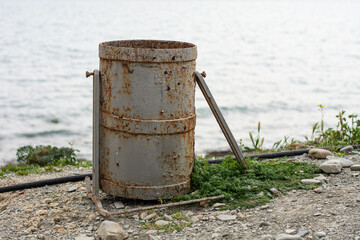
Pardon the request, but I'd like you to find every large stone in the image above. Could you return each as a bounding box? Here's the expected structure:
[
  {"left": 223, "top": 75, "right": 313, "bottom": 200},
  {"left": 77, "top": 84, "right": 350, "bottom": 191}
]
[
  {"left": 275, "top": 233, "right": 302, "bottom": 240},
  {"left": 326, "top": 156, "right": 354, "bottom": 168},
  {"left": 96, "top": 220, "right": 128, "bottom": 240},
  {"left": 309, "top": 149, "right": 333, "bottom": 159},
  {"left": 319, "top": 161, "right": 342, "bottom": 174}
]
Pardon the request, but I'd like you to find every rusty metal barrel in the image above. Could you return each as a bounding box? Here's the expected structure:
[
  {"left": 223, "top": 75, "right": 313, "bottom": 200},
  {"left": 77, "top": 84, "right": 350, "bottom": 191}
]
[{"left": 98, "top": 40, "right": 197, "bottom": 200}]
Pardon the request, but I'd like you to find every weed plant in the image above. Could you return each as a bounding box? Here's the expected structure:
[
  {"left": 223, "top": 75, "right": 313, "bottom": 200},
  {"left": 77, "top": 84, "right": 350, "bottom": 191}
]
[{"left": 173, "top": 157, "right": 320, "bottom": 209}]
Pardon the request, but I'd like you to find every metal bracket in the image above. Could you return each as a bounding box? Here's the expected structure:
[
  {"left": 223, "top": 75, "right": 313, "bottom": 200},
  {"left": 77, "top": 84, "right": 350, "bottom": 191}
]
[{"left": 194, "top": 71, "right": 249, "bottom": 169}]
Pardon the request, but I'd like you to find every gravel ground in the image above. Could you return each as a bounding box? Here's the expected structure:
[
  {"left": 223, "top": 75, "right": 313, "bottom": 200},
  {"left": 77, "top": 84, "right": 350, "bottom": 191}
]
[{"left": 0, "top": 154, "right": 359, "bottom": 240}]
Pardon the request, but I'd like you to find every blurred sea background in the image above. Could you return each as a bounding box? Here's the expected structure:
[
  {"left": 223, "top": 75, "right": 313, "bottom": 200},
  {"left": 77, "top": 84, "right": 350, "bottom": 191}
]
[{"left": 0, "top": 0, "right": 360, "bottom": 165}]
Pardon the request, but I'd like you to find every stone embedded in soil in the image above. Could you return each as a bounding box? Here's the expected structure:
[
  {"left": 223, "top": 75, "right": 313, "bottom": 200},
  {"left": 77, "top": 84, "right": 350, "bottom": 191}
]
[
  {"left": 301, "top": 179, "right": 322, "bottom": 185},
  {"left": 320, "top": 161, "right": 342, "bottom": 174},
  {"left": 237, "top": 212, "right": 246, "bottom": 220},
  {"left": 96, "top": 220, "right": 128, "bottom": 240},
  {"left": 313, "top": 174, "right": 327, "bottom": 181},
  {"left": 163, "top": 214, "right": 172, "bottom": 221},
  {"left": 261, "top": 235, "right": 274, "bottom": 240},
  {"left": 199, "top": 201, "right": 210, "bottom": 207},
  {"left": 67, "top": 187, "right": 77, "bottom": 192},
  {"left": 350, "top": 165, "right": 360, "bottom": 171},
  {"left": 309, "top": 149, "right": 333, "bottom": 159},
  {"left": 216, "top": 214, "right": 236, "bottom": 221}
]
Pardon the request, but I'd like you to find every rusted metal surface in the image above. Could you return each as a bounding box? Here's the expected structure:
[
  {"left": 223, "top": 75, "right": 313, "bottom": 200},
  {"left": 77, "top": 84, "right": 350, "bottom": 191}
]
[
  {"left": 194, "top": 71, "right": 249, "bottom": 169},
  {"left": 98, "top": 40, "right": 197, "bottom": 200}
]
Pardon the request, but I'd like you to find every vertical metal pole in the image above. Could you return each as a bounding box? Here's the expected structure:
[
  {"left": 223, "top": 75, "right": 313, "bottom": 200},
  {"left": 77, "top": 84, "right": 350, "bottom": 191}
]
[
  {"left": 93, "top": 70, "right": 100, "bottom": 197},
  {"left": 194, "top": 71, "right": 249, "bottom": 169}
]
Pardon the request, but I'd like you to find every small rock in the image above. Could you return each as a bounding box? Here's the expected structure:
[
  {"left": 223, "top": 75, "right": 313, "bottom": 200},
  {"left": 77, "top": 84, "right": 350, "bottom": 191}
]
[
  {"left": 143, "top": 213, "right": 157, "bottom": 221},
  {"left": 301, "top": 179, "right": 322, "bottom": 185},
  {"left": 269, "top": 188, "right": 280, "bottom": 195},
  {"left": 216, "top": 214, "right": 236, "bottom": 221},
  {"left": 212, "top": 233, "right": 221, "bottom": 239},
  {"left": 296, "top": 230, "right": 309, "bottom": 237},
  {"left": 75, "top": 234, "right": 94, "bottom": 240},
  {"left": 36, "top": 234, "right": 45, "bottom": 240},
  {"left": 163, "top": 214, "right": 172, "bottom": 221},
  {"left": 339, "top": 145, "right": 354, "bottom": 153},
  {"left": 313, "top": 174, "right": 327, "bottom": 181},
  {"left": 313, "top": 187, "right": 324, "bottom": 193},
  {"left": 35, "top": 210, "right": 47, "bottom": 216},
  {"left": 275, "top": 233, "right": 302, "bottom": 240},
  {"left": 314, "top": 231, "right": 326, "bottom": 237},
  {"left": 314, "top": 212, "right": 322, "bottom": 216},
  {"left": 261, "top": 235, "right": 274, "bottom": 240},
  {"left": 113, "top": 201, "right": 124, "bottom": 209},
  {"left": 257, "top": 191, "right": 265, "bottom": 197},
  {"left": 140, "top": 212, "right": 147, "bottom": 220},
  {"left": 43, "top": 198, "right": 52, "bottom": 204},
  {"left": 87, "top": 213, "right": 97, "bottom": 221},
  {"left": 185, "top": 210, "right": 194, "bottom": 217},
  {"left": 236, "top": 212, "right": 246, "bottom": 220},
  {"left": 285, "top": 229, "right": 297, "bottom": 234},
  {"left": 213, "top": 203, "right": 226, "bottom": 208},
  {"left": 96, "top": 220, "right": 128, "bottom": 240},
  {"left": 309, "top": 149, "right": 333, "bottom": 159},
  {"left": 155, "top": 220, "right": 169, "bottom": 226},
  {"left": 200, "top": 201, "right": 210, "bottom": 207},
  {"left": 67, "top": 187, "right": 77, "bottom": 192},
  {"left": 319, "top": 161, "right": 342, "bottom": 174},
  {"left": 191, "top": 216, "right": 199, "bottom": 223},
  {"left": 350, "top": 165, "right": 360, "bottom": 171},
  {"left": 53, "top": 216, "right": 62, "bottom": 222}
]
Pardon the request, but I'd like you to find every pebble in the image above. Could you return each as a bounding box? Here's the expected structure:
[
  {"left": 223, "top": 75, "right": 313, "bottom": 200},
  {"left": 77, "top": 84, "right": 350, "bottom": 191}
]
[
  {"left": 269, "top": 188, "right": 280, "bottom": 195},
  {"left": 236, "top": 212, "right": 246, "bottom": 220},
  {"left": 140, "top": 212, "right": 147, "bottom": 220},
  {"left": 216, "top": 214, "right": 236, "bottom": 221},
  {"left": 350, "top": 165, "right": 360, "bottom": 171},
  {"left": 213, "top": 203, "right": 226, "bottom": 208},
  {"left": 301, "top": 179, "right": 322, "bottom": 185},
  {"left": 275, "top": 233, "right": 302, "bottom": 240},
  {"left": 296, "top": 230, "right": 309, "bottom": 237},
  {"left": 340, "top": 146, "right": 354, "bottom": 153},
  {"left": 313, "top": 174, "right": 327, "bottom": 181},
  {"left": 284, "top": 229, "right": 297, "bottom": 234},
  {"left": 261, "top": 235, "right": 274, "bottom": 240},
  {"left": 314, "top": 231, "right": 326, "bottom": 237},
  {"left": 309, "top": 149, "right": 333, "bottom": 159},
  {"left": 67, "top": 187, "right": 77, "bottom": 192},
  {"left": 163, "top": 214, "right": 172, "bottom": 221},
  {"left": 143, "top": 213, "right": 157, "bottom": 221},
  {"left": 113, "top": 201, "right": 125, "bottom": 209},
  {"left": 200, "top": 201, "right": 210, "bottom": 207},
  {"left": 155, "top": 220, "right": 170, "bottom": 226},
  {"left": 96, "top": 220, "right": 128, "bottom": 240},
  {"left": 320, "top": 161, "right": 342, "bottom": 174}
]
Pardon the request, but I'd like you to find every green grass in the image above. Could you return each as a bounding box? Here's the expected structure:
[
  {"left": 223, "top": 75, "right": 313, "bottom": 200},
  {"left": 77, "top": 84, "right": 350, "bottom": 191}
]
[{"left": 171, "top": 156, "right": 321, "bottom": 209}]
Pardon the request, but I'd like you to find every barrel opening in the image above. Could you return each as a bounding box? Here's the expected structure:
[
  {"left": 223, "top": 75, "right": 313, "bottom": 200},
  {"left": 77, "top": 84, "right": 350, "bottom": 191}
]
[{"left": 102, "top": 40, "right": 195, "bottom": 50}]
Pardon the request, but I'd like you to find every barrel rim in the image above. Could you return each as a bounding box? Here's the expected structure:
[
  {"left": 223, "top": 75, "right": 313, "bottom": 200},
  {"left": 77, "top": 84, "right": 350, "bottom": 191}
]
[{"left": 99, "top": 39, "right": 197, "bottom": 62}]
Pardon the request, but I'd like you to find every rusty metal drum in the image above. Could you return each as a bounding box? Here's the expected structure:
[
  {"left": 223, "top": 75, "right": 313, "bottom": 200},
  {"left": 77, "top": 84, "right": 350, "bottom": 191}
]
[{"left": 98, "top": 40, "right": 197, "bottom": 200}]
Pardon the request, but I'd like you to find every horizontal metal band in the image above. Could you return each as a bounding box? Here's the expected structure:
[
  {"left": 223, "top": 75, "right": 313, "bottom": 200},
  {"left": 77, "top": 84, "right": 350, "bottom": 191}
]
[
  {"left": 100, "top": 112, "right": 196, "bottom": 135},
  {"left": 100, "top": 178, "right": 191, "bottom": 200}
]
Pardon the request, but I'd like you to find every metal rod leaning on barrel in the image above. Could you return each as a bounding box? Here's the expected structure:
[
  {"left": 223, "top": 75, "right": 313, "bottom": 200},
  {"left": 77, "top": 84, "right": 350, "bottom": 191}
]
[{"left": 194, "top": 71, "right": 249, "bottom": 169}]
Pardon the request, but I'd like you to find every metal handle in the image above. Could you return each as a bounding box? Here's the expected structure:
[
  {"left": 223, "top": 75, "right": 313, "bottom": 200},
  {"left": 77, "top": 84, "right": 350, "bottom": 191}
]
[{"left": 194, "top": 71, "right": 249, "bottom": 169}]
